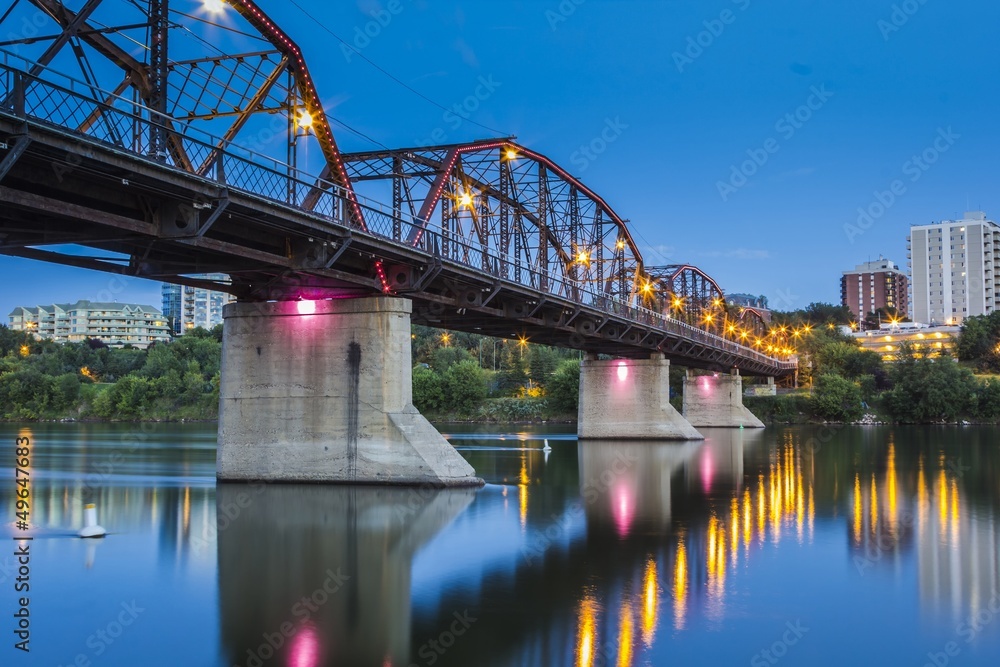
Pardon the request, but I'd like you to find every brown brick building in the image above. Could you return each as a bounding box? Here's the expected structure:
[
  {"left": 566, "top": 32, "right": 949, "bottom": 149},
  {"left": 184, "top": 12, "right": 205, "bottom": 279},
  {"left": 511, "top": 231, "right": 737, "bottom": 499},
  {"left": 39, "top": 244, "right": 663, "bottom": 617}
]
[{"left": 840, "top": 257, "right": 909, "bottom": 323}]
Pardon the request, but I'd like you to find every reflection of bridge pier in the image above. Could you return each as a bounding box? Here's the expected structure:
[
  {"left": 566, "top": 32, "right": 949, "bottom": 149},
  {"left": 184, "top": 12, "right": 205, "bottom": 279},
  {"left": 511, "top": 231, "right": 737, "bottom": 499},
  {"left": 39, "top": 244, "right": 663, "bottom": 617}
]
[
  {"left": 578, "top": 440, "right": 701, "bottom": 536},
  {"left": 683, "top": 428, "right": 764, "bottom": 495},
  {"left": 217, "top": 484, "right": 474, "bottom": 666},
  {"left": 578, "top": 430, "right": 761, "bottom": 536}
]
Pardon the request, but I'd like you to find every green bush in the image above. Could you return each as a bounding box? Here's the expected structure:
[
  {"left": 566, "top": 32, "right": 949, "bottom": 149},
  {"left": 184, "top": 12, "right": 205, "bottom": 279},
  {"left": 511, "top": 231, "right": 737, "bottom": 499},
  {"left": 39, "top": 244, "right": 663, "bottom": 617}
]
[
  {"left": 476, "top": 397, "right": 548, "bottom": 422},
  {"left": 547, "top": 360, "right": 580, "bottom": 414},
  {"left": 412, "top": 365, "right": 445, "bottom": 412},
  {"left": 442, "top": 360, "right": 487, "bottom": 414},
  {"left": 957, "top": 312, "right": 1000, "bottom": 372},
  {"left": 884, "top": 350, "right": 979, "bottom": 423},
  {"left": 430, "top": 346, "right": 474, "bottom": 372},
  {"left": 973, "top": 380, "right": 1000, "bottom": 422},
  {"left": 810, "top": 374, "right": 864, "bottom": 422},
  {"left": 743, "top": 393, "right": 811, "bottom": 423}
]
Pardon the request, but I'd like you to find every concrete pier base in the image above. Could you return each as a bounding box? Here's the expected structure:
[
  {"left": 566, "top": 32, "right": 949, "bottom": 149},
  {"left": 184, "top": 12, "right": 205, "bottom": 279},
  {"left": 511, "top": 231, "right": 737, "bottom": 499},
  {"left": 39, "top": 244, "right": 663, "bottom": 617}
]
[
  {"left": 683, "top": 371, "right": 765, "bottom": 429},
  {"left": 217, "top": 297, "right": 481, "bottom": 486},
  {"left": 577, "top": 353, "right": 703, "bottom": 441}
]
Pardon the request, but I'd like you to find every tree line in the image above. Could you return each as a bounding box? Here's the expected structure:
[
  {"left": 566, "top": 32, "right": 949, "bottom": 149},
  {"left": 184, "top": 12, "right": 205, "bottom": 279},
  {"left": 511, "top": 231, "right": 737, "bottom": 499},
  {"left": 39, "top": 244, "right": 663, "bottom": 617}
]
[
  {"left": 1, "top": 304, "right": 998, "bottom": 424},
  {"left": 752, "top": 308, "right": 1000, "bottom": 424},
  {"left": 0, "top": 325, "right": 221, "bottom": 420}
]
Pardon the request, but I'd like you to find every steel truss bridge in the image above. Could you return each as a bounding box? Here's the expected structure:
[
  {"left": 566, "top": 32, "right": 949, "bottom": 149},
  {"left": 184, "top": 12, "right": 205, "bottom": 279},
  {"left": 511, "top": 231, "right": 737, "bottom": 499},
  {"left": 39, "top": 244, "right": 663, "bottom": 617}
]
[{"left": 0, "top": 0, "right": 795, "bottom": 376}]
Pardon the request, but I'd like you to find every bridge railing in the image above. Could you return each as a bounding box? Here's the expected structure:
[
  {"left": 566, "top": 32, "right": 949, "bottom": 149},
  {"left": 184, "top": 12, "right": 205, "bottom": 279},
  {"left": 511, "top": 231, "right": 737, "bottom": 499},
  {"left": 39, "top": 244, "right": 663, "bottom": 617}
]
[{"left": 0, "top": 51, "right": 795, "bottom": 372}]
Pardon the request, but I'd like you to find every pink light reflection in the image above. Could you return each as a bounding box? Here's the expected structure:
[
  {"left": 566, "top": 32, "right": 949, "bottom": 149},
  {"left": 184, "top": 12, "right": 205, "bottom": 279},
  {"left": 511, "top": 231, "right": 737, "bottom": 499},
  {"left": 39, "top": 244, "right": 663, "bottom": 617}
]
[
  {"left": 297, "top": 300, "right": 316, "bottom": 315},
  {"left": 289, "top": 624, "right": 320, "bottom": 667},
  {"left": 700, "top": 447, "right": 714, "bottom": 494},
  {"left": 617, "top": 361, "right": 629, "bottom": 382},
  {"left": 612, "top": 481, "right": 635, "bottom": 537}
]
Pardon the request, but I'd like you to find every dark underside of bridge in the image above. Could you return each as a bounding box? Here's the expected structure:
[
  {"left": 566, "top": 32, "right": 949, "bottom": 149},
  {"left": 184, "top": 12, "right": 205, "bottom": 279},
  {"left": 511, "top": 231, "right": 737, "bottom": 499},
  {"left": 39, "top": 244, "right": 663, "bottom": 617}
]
[{"left": 0, "top": 116, "right": 790, "bottom": 376}]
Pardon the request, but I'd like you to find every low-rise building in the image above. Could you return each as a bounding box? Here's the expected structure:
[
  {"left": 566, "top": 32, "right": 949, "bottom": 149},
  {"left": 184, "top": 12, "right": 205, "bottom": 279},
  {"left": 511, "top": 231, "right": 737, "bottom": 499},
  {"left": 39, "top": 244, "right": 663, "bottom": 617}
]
[
  {"left": 853, "top": 325, "right": 959, "bottom": 362},
  {"left": 8, "top": 301, "right": 171, "bottom": 348}
]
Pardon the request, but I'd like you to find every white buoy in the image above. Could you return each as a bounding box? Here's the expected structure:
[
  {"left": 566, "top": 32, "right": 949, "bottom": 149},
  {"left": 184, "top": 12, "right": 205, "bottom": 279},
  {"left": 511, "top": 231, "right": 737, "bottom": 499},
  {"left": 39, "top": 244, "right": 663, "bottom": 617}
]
[
  {"left": 542, "top": 439, "right": 552, "bottom": 452},
  {"left": 79, "top": 503, "right": 107, "bottom": 538}
]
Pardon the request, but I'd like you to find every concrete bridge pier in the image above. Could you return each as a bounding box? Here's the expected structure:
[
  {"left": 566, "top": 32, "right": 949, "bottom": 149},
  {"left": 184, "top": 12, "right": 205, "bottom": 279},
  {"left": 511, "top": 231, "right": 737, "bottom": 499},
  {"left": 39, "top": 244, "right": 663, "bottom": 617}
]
[
  {"left": 682, "top": 370, "right": 765, "bottom": 429},
  {"left": 216, "top": 296, "right": 481, "bottom": 486},
  {"left": 577, "top": 352, "right": 703, "bottom": 440}
]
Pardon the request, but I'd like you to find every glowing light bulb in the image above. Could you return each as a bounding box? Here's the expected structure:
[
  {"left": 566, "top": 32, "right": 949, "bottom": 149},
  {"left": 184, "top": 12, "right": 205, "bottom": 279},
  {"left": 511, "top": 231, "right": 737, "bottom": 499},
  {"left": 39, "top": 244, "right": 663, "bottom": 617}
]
[
  {"left": 203, "top": 0, "right": 226, "bottom": 14},
  {"left": 297, "top": 110, "right": 314, "bottom": 130}
]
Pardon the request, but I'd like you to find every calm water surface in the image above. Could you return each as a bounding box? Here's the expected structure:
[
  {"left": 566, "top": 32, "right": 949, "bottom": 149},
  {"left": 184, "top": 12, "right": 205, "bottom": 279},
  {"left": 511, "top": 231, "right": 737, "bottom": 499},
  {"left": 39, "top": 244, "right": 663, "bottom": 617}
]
[{"left": 2, "top": 423, "right": 999, "bottom": 666}]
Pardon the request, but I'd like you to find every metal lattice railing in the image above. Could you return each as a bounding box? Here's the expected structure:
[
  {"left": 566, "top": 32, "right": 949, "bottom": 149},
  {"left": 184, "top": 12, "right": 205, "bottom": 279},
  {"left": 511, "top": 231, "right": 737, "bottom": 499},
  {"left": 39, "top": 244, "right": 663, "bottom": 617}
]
[{"left": 0, "top": 50, "right": 796, "bottom": 371}]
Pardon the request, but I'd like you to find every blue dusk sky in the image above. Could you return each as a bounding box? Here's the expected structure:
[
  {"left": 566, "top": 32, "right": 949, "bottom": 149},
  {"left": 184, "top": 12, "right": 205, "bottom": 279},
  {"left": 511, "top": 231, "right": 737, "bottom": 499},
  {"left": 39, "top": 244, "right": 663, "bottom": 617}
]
[{"left": 2, "top": 0, "right": 998, "bottom": 315}]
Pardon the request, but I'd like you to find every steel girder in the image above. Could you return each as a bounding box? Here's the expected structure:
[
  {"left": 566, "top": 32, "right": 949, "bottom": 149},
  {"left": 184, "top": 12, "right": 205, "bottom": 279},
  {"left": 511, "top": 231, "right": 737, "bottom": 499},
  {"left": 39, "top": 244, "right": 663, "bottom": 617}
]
[
  {"left": 342, "top": 140, "right": 646, "bottom": 307},
  {"left": 0, "top": 0, "right": 360, "bottom": 223},
  {"left": 648, "top": 264, "right": 727, "bottom": 329},
  {"left": 736, "top": 307, "right": 770, "bottom": 342}
]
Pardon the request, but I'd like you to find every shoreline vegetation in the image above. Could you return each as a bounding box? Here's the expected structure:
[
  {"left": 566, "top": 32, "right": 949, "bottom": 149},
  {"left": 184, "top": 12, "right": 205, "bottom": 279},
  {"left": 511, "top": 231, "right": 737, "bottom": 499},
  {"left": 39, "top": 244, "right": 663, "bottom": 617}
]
[{"left": 2, "top": 305, "right": 1000, "bottom": 426}]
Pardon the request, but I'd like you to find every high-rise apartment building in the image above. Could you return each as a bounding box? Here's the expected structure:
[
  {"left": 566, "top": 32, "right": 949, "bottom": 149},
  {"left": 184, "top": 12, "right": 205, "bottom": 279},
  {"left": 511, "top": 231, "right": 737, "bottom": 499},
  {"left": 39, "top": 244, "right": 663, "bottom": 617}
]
[
  {"left": 907, "top": 211, "right": 1000, "bottom": 325},
  {"left": 8, "top": 301, "right": 171, "bottom": 348},
  {"left": 161, "top": 274, "right": 234, "bottom": 335},
  {"left": 840, "top": 257, "right": 909, "bottom": 323}
]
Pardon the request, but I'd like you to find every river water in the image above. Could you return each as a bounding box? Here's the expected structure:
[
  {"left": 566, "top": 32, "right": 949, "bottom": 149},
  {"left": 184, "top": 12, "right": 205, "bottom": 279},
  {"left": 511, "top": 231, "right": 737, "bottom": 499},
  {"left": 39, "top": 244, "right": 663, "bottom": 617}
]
[{"left": 2, "top": 423, "right": 999, "bottom": 666}]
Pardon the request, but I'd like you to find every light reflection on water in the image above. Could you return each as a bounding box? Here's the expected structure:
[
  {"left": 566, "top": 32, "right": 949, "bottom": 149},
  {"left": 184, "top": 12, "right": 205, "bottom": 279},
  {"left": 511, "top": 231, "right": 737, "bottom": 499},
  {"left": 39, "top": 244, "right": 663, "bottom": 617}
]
[{"left": 0, "top": 423, "right": 999, "bottom": 666}]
